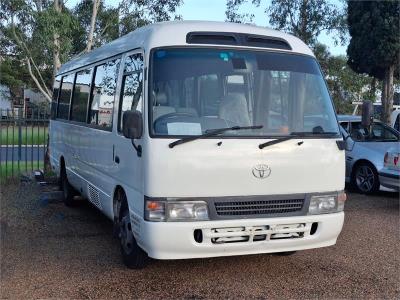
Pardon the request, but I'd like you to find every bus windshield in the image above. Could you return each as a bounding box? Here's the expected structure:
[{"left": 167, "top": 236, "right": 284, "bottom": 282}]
[{"left": 150, "top": 48, "right": 339, "bottom": 137}]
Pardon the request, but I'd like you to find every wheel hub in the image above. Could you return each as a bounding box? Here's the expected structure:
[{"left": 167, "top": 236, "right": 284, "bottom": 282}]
[
  {"left": 120, "top": 212, "right": 134, "bottom": 254},
  {"left": 356, "top": 166, "right": 375, "bottom": 192}
]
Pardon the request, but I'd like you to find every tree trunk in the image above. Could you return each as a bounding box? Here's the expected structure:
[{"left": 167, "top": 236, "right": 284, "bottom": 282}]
[
  {"left": 381, "top": 65, "right": 394, "bottom": 126},
  {"left": 86, "top": 0, "right": 101, "bottom": 53},
  {"left": 53, "top": 0, "right": 61, "bottom": 77},
  {"left": 369, "top": 77, "right": 376, "bottom": 101}
]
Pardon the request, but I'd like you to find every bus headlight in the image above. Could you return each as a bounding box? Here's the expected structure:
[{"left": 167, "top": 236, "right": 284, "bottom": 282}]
[
  {"left": 308, "top": 191, "right": 346, "bottom": 215},
  {"left": 145, "top": 200, "right": 209, "bottom": 221}
]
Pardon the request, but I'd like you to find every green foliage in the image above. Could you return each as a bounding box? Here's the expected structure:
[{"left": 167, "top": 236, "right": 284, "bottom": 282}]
[
  {"left": 0, "top": 0, "right": 77, "bottom": 93},
  {"left": 347, "top": 0, "right": 400, "bottom": 80},
  {"left": 267, "top": 0, "right": 346, "bottom": 46},
  {"left": 0, "top": 0, "right": 183, "bottom": 99},
  {"left": 72, "top": 0, "right": 119, "bottom": 54},
  {"left": 225, "top": 0, "right": 260, "bottom": 23},
  {"left": 314, "top": 43, "right": 375, "bottom": 114}
]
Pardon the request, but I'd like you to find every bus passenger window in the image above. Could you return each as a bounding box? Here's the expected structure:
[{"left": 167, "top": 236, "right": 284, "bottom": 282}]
[
  {"left": 71, "top": 68, "right": 92, "bottom": 122},
  {"left": 118, "top": 54, "right": 143, "bottom": 132},
  {"left": 89, "top": 58, "right": 120, "bottom": 128},
  {"left": 57, "top": 73, "right": 74, "bottom": 120},
  {"left": 51, "top": 75, "right": 62, "bottom": 120}
]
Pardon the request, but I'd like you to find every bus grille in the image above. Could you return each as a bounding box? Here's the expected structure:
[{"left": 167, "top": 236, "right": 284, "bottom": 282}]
[{"left": 214, "top": 199, "right": 304, "bottom": 216}]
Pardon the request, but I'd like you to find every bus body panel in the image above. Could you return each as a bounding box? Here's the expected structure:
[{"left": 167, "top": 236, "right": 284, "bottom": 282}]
[{"left": 144, "top": 138, "right": 345, "bottom": 198}]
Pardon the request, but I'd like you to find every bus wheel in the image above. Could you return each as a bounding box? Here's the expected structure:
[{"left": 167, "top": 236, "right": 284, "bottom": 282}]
[
  {"left": 118, "top": 194, "right": 148, "bottom": 269},
  {"left": 60, "top": 167, "right": 75, "bottom": 207}
]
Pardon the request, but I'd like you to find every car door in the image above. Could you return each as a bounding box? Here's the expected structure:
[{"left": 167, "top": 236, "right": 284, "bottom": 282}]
[{"left": 111, "top": 51, "right": 145, "bottom": 214}]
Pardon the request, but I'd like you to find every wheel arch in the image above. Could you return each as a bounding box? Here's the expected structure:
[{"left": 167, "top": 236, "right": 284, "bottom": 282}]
[
  {"left": 350, "top": 159, "right": 378, "bottom": 180},
  {"left": 113, "top": 185, "right": 126, "bottom": 221}
]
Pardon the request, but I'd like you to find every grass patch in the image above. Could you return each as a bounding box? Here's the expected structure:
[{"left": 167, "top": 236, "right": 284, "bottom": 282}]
[
  {"left": 0, "top": 161, "right": 44, "bottom": 180},
  {"left": 0, "top": 126, "right": 48, "bottom": 145}
]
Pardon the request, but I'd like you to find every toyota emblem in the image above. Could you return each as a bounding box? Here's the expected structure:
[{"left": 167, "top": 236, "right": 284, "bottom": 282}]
[{"left": 252, "top": 164, "right": 271, "bottom": 179}]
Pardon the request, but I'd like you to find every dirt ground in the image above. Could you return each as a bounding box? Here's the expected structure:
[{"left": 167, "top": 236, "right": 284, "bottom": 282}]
[{"left": 0, "top": 180, "right": 399, "bottom": 299}]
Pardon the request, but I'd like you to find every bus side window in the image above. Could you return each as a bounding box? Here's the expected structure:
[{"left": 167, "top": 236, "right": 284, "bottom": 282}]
[
  {"left": 51, "top": 75, "right": 62, "bottom": 120},
  {"left": 89, "top": 58, "right": 120, "bottom": 128},
  {"left": 57, "top": 73, "right": 75, "bottom": 120},
  {"left": 118, "top": 54, "right": 143, "bottom": 132},
  {"left": 70, "top": 68, "right": 92, "bottom": 123}
]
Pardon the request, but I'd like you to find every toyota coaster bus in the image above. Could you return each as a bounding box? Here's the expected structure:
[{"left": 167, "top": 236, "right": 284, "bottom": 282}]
[{"left": 49, "top": 21, "right": 346, "bottom": 269}]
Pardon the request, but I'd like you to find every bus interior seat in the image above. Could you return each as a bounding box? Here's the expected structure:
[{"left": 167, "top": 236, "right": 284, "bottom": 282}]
[
  {"left": 219, "top": 93, "right": 251, "bottom": 126},
  {"left": 153, "top": 92, "right": 176, "bottom": 120},
  {"left": 176, "top": 107, "right": 199, "bottom": 117}
]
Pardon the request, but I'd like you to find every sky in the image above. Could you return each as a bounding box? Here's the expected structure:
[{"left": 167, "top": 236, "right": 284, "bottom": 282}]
[{"left": 65, "top": 0, "right": 348, "bottom": 56}]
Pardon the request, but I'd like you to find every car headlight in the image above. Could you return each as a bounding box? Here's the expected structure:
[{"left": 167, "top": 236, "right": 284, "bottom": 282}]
[
  {"left": 145, "top": 200, "right": 209, "bottom": 221},
  {"left": 308, "top": 191, "right": 346, "bottom": 215}
]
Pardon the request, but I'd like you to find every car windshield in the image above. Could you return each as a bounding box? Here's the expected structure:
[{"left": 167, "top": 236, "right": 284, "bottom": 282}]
[{"left": 150, "top": 48, "right": 339, "bottom": 137}]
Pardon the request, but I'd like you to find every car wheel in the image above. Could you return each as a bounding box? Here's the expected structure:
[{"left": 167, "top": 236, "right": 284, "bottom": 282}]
[
  {"left": 118, "top": 192, "right": 148, "bottom": 269},
  {"left": 60, "top": 166, "right": 75, "bottom": 206},
  {"left": 352, "top": 162, "right": 379, "bottom": 194}
]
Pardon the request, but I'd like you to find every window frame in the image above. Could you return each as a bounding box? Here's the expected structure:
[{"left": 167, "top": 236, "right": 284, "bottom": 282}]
[
  {"left": 117, "top": 51, "right": 145, "bottom": 134},
  {"left": 69, "top": 68, "right": 93, "bottom": 123},
  {"left": 57, "top": 73, "right": 75, "bottom": 120},
  {"left": 87, "top": 58, "right": 121, "bottom": 131},
  {"left": 51, "top": 75, "right": 62, "bottom": 120}
]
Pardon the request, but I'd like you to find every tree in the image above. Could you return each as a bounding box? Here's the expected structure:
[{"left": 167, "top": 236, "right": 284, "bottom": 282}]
[
  {"left": 0, "top": 0, "right": 183, "bottom": 102},
  {"left": 313, "top": 43, "right": 374, "bottom": 114},
  {"left": 0, "top": 0, "right": 77, "bottom": 101},
  {"left": 225, "top": 0, "right": 259, "bottom": 23},
  {"left": 267, "top": 0, "right": 346, "bottom": 46},
  {"left": 347, "top": 0, "right": 400, "bottom": 125}
]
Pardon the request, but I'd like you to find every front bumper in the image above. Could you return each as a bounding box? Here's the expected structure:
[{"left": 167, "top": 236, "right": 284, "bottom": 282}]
[
  {"left": 138, "top": 212, "right": 344, "bottom": 259},
  {"left": 379, "top": 171, "right": 400, "bottom": 191}
]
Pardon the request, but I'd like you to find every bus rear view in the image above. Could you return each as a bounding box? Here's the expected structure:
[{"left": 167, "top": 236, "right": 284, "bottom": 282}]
[{"left": 49, "top": 22, "right": 346, "bottom": 269}]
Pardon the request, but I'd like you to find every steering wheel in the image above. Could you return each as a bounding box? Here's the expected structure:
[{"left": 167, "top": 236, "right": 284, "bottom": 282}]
[{"left": 154, "top": 112, "right": 196, "bottom": 123}]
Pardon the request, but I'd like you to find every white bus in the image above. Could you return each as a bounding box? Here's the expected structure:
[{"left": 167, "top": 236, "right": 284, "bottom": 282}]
[{"left": 49, "top": 21, "right": 346, "bottom": 269}]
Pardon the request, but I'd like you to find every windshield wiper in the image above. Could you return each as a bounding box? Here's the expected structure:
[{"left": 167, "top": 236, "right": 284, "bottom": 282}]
[
  {"left": 169, "top": 125, "right": 263, "bottom": 148},
  {"left": 258, "top": 131, "right": 338, "bottom": 149}
]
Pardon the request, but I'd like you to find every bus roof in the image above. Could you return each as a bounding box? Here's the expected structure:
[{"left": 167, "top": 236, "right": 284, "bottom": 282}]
[{"left": 58, "top": 20, "right": 314, "bottom": 75}]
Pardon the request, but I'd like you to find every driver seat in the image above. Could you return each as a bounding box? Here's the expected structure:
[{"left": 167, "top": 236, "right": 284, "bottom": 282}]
[
  {"left": 219, "top": 93, "right": 251, "bottom": 126},
  {"left": 153, "top": 92, "right": 176, "bottom": 120}
]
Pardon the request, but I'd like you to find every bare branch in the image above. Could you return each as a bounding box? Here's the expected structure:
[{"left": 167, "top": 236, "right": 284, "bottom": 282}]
[{"left": 25, "top": 58, "right": 52, "bottom": 102}]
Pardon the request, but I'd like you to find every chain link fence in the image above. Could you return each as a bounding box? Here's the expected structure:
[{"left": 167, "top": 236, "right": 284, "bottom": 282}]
[{"left": 0, "top": 107, "right": 50, "bottom": 180}]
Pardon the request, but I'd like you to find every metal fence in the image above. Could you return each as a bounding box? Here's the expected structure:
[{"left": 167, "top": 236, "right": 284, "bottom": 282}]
[{"left": 0, "top": 107, "right": 50, "bottom": 179}]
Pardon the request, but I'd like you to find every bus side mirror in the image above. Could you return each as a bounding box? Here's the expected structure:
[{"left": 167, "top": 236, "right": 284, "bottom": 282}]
[
  {"left": 361, "top": 101, "right": 373, "bottom": 127},
  {"left": 123, "top": 110, "right": 143, "bottom": 139}
]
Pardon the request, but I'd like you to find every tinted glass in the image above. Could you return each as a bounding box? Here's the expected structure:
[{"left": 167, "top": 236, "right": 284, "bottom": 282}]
[
  {"left": 57, "top": 73, "right": 75, "bottom": 120},
  {"left": 51, "top": 75, "right": 62, "bottom": 119},
  {"left": 89, "top": 59, "right": 120, "bottom": 128},
  {"left": 71, "top": 69, "right": 92, "bottom": 122},
  {"left": 350, "top": 122, "right": 399, "bottom": 141},
  {"left": 150, "top": 48, "right": 339, "bottom": 137},
  {"left": 118, "top": 54, "right": 143, "bottom": 132}
]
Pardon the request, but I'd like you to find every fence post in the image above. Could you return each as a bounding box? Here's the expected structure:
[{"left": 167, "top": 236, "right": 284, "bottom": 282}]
[{"left": 18, "top": 108, "right": 22, "bottom": 174}]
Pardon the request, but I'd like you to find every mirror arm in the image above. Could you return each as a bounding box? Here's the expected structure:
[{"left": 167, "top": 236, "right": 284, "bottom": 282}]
[{"left": 131, "top": 139, "right": 142, "bottom": 157}]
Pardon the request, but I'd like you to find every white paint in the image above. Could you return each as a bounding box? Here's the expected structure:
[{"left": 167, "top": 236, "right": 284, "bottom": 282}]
[{"left": 50, "top": 21, "right": 345, "bottom": 260}]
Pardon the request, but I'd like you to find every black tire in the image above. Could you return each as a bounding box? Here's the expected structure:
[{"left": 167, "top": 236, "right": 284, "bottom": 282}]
[
  {"left": 352, "top": 162, "right": 380, "bottom": 194},
  {"left": 273, "top": 251, "right": 297, "bottom": 256},
  {"left": 117, "top": 192, "right": 148, "bottom": 269},
  {"left": 60, "top": 166, "right": 75, "bottom": 207}
]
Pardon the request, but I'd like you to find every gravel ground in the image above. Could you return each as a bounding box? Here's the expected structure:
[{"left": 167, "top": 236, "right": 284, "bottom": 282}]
[{"left": 0, "top": 180, "right": 399, "bottom": 299}]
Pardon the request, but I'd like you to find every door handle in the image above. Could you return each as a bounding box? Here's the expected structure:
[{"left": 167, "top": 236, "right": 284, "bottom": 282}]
[{"left": 115, "top": 156, "right": 120, "bottom": 164}]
